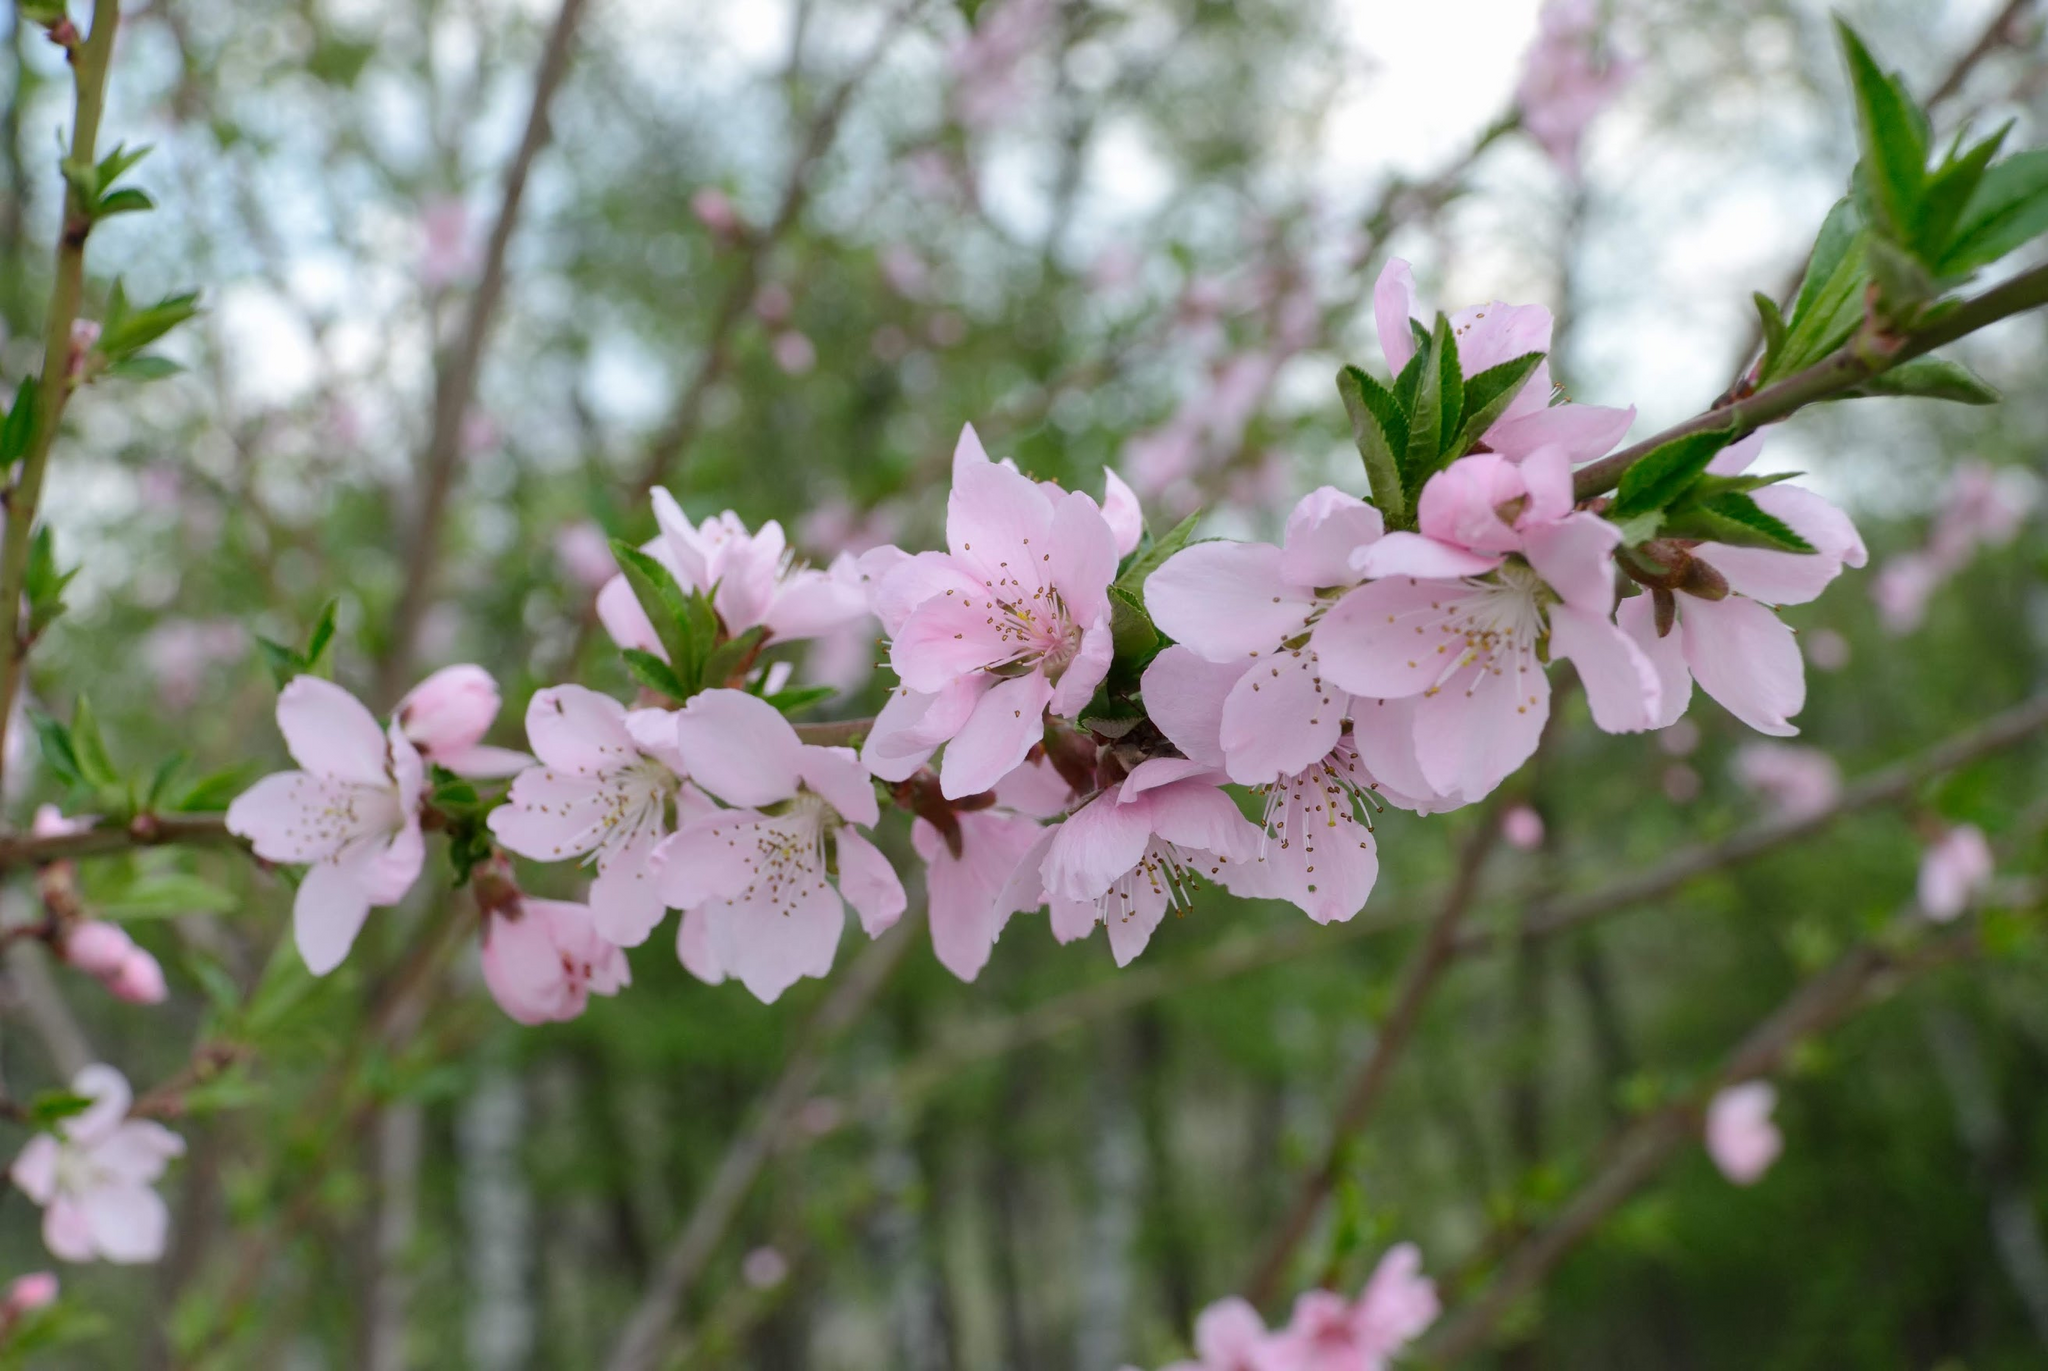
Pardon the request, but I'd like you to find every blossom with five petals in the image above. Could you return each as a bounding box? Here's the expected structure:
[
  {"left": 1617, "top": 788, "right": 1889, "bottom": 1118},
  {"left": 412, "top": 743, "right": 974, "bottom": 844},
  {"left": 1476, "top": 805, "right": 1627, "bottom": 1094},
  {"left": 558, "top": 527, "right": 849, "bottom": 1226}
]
[
  {"left": 488, "top": 685, "right": 685, "bottom": 947},
  {"left": 9, "top": 1066, "right": 185, "bottom": 1264},
  {"left": 1314, "top": 448, "right": 1660, "bottom": 798},
  {"left": 226, "top": 676, "right": 425, "bottom": 975},
  {"left": 652, "top": 691, "right": 906, "bottom": 1003}
]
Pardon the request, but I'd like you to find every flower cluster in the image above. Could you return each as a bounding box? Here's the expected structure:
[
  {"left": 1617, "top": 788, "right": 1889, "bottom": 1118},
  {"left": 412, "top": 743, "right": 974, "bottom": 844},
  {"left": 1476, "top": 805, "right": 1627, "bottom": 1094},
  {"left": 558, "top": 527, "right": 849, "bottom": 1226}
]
[
  {"left": 216, "top": 256, "right": 1871, "bottom": 1014},
  {"left": 9, "top": 1067, "right": 185, "bottom": 1264},
  {"left": 1132, "top": 1245, "right": 1438, "bottom": 1371}
]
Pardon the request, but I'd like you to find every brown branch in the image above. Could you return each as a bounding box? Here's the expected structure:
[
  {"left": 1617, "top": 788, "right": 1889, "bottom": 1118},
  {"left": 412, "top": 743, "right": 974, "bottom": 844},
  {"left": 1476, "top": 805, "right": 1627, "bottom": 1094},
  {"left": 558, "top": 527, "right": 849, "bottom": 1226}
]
[
  {"left": 1574, "top": 259, "right": 2048, "bottom": 502},
  {"left": 378, "top": 0, "right": 594, "bottom": 703},
  {"left": 1420, "top": 916, "right": 1997, "bottom": 1364},
  {"left": 1243, "top": 799, "right": 1509, "bottom": 1307},
  {"left": 0, "top": 811, "right": 235, "bottom": 872},
  {"left": 604, "top": 912, "right": 921, "bottom": 1371},
  {"left": 0, "top": 0, "right": 123, "bottom": 801}
]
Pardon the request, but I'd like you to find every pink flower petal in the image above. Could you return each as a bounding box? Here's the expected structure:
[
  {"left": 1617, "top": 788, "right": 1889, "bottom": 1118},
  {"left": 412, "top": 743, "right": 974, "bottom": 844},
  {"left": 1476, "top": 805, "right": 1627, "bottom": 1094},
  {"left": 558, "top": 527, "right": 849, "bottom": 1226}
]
[
  {"left": 1146, "top": 541, "right": 1315, "bottom": 663},
  {"left": 1681, "top": 594, "right": 1803, "bottom": 737},
  {"left": 834, "top": 829, "right": 906, "bottom": 936},
  {"left": 939, "top": 670, "right": 1055, "bottom": 800},
  {"left": 276, "top": 676, "right": 388, "bottom": 786},
  {"left": 671, "top": 689, "right": 804, "bottom": 806}
]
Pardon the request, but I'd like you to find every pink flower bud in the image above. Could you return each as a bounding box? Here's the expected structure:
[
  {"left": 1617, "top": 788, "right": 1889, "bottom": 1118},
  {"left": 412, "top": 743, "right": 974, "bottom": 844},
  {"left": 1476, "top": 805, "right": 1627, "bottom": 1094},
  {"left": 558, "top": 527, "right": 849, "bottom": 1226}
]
[
  {"left": 31, "top": 804, "right": 92, "bottom": 839},
  {"left": 107, "top": 948, "right": 168, "bottom": 1005},
  {"left": 1705, "top": 1081, "right": 1782, "bottom": 1185},
  {"left": 63, "top": 921, "right": 136, "bottom": 979},
  {"left": 690, "top": 187, "right": 740, "bottom": 235},
  {"left": 1500, "top": 804, "right": 1545, "bottom": 851},
  {"left": 480, "top": 900, "right": 629, "bottom": 1026},
  {"left": 397, "top": 664, "right": 501, "bottom": 760},
  {"left": 753, "top": 282, "right": 793, "bottom": 325},
  {"left": 1, "top": 1272, "right": 57, "bottom": 1318}
]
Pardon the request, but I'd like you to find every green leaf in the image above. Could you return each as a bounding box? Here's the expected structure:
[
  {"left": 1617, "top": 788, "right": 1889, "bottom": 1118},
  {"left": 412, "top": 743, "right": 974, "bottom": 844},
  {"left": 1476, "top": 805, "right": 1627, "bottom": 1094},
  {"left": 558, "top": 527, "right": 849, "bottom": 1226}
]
[
  {"left": 254, "top": 636, "right": 301, "bottom": 689},
  {"left": 93, "top": 142, "right": 152, "bottom": 191},
  {"left": 610, "top": 539, "right": 701, "bottom": 686},
  {"left": 1938, "top": 148, "right": 2048, "bottom": 276},
  {"left": 145, "top": 752, "right": 189, "bottom": 810},
  {"left": 0, "top": 381, "right": 36, "bottom": 465},
  {"left": 302, "top": 598, "right": 339, "bottom": 673},
  {"left": 765, "top": 684, "right": 836, "bottom": 716},
  {"left": 1768, "top": 230, "right": 1869, "bottom": 381},
  {"left": 67, "top": 696, "right": 117, "bottom": 789},
  {"left": 1115, "top": 510, "right": 1199, "bottom": 600},
  {"left": 98, "top": 290, "right": 199, "bottom": 358},
  {"left": 1751, "top": 293, "right": 1787, "bottom": 372},
  {"left": 1337, "top": 365, "right": 1407, "bottom": 524},
  {"left": 1843, "top": 355, "right": 2000, "bottom": 405},
  {"left": 1662, "top": 491, "right": 1816, "bottom": 554},
  {"left": 1445, "top": 350, "right": 1544, "bottom": 459},
  {"left": 1609, "top": 428, "right": 1737, "bottom": 521},
  {"left": 176, "top": 767, "right": 248, "bottom": 812},
  {"left": 1434, "top": 314, "right": 1464, "bottom": 457},
  {"left": 27, "top": 1089, "right": 94, "bottom": 1130},
  {"left": 93, "top": 187, "right": 153, "bottom": 219},
  {"left": 700, "top": 625, "right": 769, "bottom": 691},
  {"left": 1106, "top": 585, "right": 1162, "bottom": 693},
  {"left": 1915, "top": 123, "right": 2008, "bottom": 261},
  {"left": 103, "top": 354, "right": 183, "bottom": 382},
  {"left": 620, "top": 647, "right": 687, "bottom": 701},
  {"left": 1789, "top": 198, "right": 1861, "bottom": 327},
  {"left": 27, "top": 710, "right": 81, "bottom": 789},
  {"left": 1402, "top": 315, "right": 1450, "bottom": 506},
  {"left": 1837, "top": 20, "right": 1927, "bottom": 242},
  {"left": 102, "top": 873, "right": 240, "bottom": 919},
  {"left": 1866, "top": 233, "right": 1935, "bottom": 319},
  {"left": 23, "top": 525, "right": 76, "bottom": 640}
]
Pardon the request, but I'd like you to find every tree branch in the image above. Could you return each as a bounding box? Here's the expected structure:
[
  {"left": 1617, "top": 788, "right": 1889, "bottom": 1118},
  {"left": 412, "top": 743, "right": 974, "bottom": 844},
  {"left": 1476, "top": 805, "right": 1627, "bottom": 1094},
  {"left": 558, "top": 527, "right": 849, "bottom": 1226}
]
[
  {"left": 0, "top": 0, "right": 123, "bottom": 802},
  {"left": 378, "top": 0, "right": 593, "bottom": 703},
  {"left": 0, "top": 811, "right": 235, "bottom": 872},
  {"left": 1575, "top": 260, "right": 2048, "bottom": 502}
]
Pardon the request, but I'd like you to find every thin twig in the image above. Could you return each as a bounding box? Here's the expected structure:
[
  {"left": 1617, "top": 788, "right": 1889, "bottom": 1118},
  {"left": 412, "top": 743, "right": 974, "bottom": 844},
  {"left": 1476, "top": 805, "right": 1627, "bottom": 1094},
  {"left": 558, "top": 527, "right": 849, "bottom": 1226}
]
[
  {"left": 0, "top": 0, "right": 123, "bottom": 801},
  {"left": 378, "top": 0, "right": 594, "bottom": 704},
  {"left": 0, "top": 811, "right": 234, "bottom": 872},
  {"left": 604, "top": 913, "right": 922, "bottom": 1371}
]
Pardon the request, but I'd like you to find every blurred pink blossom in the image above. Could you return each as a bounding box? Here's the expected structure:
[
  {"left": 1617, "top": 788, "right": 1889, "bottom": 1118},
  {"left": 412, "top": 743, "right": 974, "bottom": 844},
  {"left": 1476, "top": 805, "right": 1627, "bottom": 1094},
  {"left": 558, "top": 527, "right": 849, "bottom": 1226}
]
[
  {"left": 1918, "top": 823, "right": 1993, "bottom": 922},
  {"left": 0, "top": 1272, "right": 57, "bottom": 1322},
  {"left": 1874, "top": 462, "right": 2035, "bottom": 634},
  {"left": 741, "top": 1246, "right": 790, "bottom": 1290},
  {"left": 419, "top": 197, "right": 478, "bottom": 289},
  {"left": 1502, "top": 804, "right": 1546, "bottom": 850},
  {"left": 142, "top": 620, "right": 245, "bottom": 711},
  {"left": 1803, "top": 627, "right": 1851, "bottom": 672},
  {"left": 772, "top": 331, "right": 816, "bottom": 375},
  {"left": 1657, "top": 717, "right": 1700, "bottom": 757},
  {"left": 10, "top": 1065, "right": 185, "bottom": 1263},
  {"left": 690, "top": 186, "right": 741, "bottom": 237},
  {"left": 554, "top": 521, "right": 617, "bottom": 591},
  {"left": 1706, "top": 1080, "right": 1782, "bottom": 1185},
  {"left": 880, "top": 244, "right": 931, "bottom": 299},
  {"left": 1662, "top": 764, "right": 1701, "bottom": 804},
  {"left": 753, "top": 281, "right": 793, "bottom": 325},
  {"left": 62, "top": 921, "right": 168, "bottom": 1006},
  {"left": 1516, "top": 0, "right": 1634, "bottom": 178},
  {"left": 1732, "top": 741, "right": 1839, "bottom": 820},
  {"left": 31, "top": 805, "right": 93, "bottom": 839},
  {"left": 948, "top": 0, "right": 1057, "bottom": 130}
]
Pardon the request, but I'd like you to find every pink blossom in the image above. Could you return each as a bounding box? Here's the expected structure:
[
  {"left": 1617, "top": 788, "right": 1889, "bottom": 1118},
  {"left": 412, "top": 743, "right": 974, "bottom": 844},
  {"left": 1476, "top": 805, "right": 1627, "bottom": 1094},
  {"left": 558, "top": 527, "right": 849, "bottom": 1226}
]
[
  {"left": 596, "top": 495, "right": 868, "bottom": 658},
  {"left": 772, "top": 331, "right": 817, "bottom": 375},
  {"left": 1731, "top": 741, "right": 1839, "bottom": 819},
  {"left": 488, "top": 686, "right": 687, "bottom": 946},
  {"left": 31, "top": 805, "right": 92, "bottom": 839},
  {"left": 948, "top": 0, "right": 1057, "bottom": 130},
  {"left": 105, "top": 950, "right": 167, "bottom": 1005},
  {"left": 1804, "top": 628, "right": 1851, "bottom": 672},
  {"left": 227, "top": 677, "right": 426, "bottom": 975},
  {"left": 1371, "top": 259, "right": 1633, "bottom": 461},
  {"left": 141, "top": 620, "right": 245, "bottom": 710},
  {"left": 864, "top": 425, "right": 1119, "bottom": 798},
  {"left": 1516, "top": 0, "right": 1634, "bottom": 178},
  {"left": 419, "top": 196, "right": 478, "bottom": 289},
  {"left": 1874, "top": 461, "right": 2034, "bottom": 634},
  {"left": 1259, "top": 1244, "right": 1440, "bottom": 1371},
  {"left": 1160, "top": 1297, "right": 1269, "bottom": 1371},
  {"left": 1, "top": 1272, "right": 57, "bottom": 1320},
  {"left": 64, "top": 921, "right": 168, "bottom": 1005},
  {"left": 1872, "top": 554, "right": 1938, "bottom": 634},
  {"left": 1619, "top": 435, "right": 1865, "bottom": 737},
  {"left": 1918, "top": 824, "right": 1993, "bottom": 922},
  {"left": 480, "top": 897, "right": 631, "bottom": 1024},
  {"left": 1705, "top": 1080, "right": 1782, "bottom": 1185},
  {"left": 1000, "top": 758, "right": 1264, "bottom": 966},
  {"left": 555, "top": 521, "right": 618, "bottom": 591},
  {"left": 652, "top": 691, "right": 905, "bottom": 1003},
  {"left": 1501, "top": 804, "right": 1545, "bottom": 850},
  {"left": 690, "top": 186, "right": 741, "bottom": 237},
  {"left": 397, "top": 665, "right": 530, "bottom": 778},
  {"left": 1315, "top": 448, "right": 1660, "bottom": 798},
  {"left": 741, "top": 1246, "right": 790, "bottom": 1290},
  {"left": 914, "top": 757, "right": 1070, "bottom": 982},
  {"left": 10, "top": 1065, "right": 184, "bottom": 1264}
]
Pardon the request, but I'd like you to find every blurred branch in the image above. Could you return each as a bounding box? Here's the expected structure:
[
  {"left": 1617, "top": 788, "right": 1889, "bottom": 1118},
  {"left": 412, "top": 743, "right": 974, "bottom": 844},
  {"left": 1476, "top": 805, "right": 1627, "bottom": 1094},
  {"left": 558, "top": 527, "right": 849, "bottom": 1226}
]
[
  {"left": 1573, "top": 260, "right": 2048, "bottom": 502},
  {"left": 1421, "top": 905, "right": 2022, "bottom": 1365},
  {"left": 379, "top": 0, "right": 594, "bottom": 704},
  {"left": 0, "top": 0, "right": 122, "bottom": 803},
  {"left": 0, "top": 811, "right": 235, "bottom": 871},
  {"left": 1243, "top": 797, "right": 1508, "bottom": 1308},
  {"left": 605, "top": 912, "right": 922, "bottom": 1371}
]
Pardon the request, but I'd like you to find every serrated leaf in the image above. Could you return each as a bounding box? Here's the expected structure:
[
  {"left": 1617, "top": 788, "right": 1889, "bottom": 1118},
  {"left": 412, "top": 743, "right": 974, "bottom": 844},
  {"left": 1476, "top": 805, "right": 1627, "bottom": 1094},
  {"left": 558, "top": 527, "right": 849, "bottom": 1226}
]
[
  {"left": 302, "top": 598, "right": 339, "bottom": 673},
  {"left": 1843, "top": 356, "right": 2000, "bottom": 404},
  {"left": 1915, "top": 123, "right": 2007, "bottom": 262},
  {"left": 1837, "top": 20, "right": 1927, "bottom": 242},
  {"left": 93, "top": 142, "right": 152, "bottom": 189},
  {"left": 102, "top": 873, "right": 241, "bottom": 919},
  {"left": 701, "top": 625, "right": 769, "bottom": 691},
  {"left": 610, "top": 539, "right": 700, "bottom": 683},
  {"left": 620, "top": 647, "right": 687, "bottom": 701},
  {"left": 1402, "top": 315, "right": 1450, "bottom": 506},
  {"left": 1609, "top": 428, "right": 1737, "bottom": 521},
  {"left": 1445, "top": 350, "right": 1544, "bottom": 459},
  {"left": 1938, "top": 148, "right": 2048, "bottom": 276},
  {"left": 1663, "top": 492, "right": 1816, "bottom": 554},
  {"left": 1337, "top": 365, "right": 1407, "bottom": 524},
  {"left": 0, "top": 382, "right": 36, "bottom": 465},
  {"left": 1115, "top": 510, "right": 1199, "bottom": 599}
]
